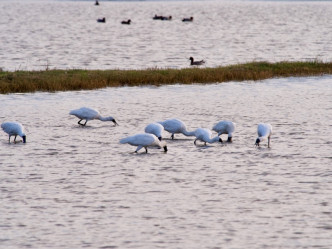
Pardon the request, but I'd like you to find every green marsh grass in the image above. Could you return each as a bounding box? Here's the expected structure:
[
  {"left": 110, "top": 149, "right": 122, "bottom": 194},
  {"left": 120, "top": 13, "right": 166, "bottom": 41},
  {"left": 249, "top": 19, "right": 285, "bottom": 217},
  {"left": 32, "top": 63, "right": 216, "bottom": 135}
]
[{"left": 1, "top": 61, "right": 332, "bottom": 94}]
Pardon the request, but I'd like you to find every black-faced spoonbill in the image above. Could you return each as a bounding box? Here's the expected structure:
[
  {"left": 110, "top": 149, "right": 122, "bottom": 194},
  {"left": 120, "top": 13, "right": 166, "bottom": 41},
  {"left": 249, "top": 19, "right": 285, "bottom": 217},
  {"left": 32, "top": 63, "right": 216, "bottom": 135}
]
[
  {"left": 1, "top": 122, "right": 26, "bottom": 143},
  {"left": 212, "top": 120, "right": 235, "bottom": 142},
  {"left": 69, "top": 107, "right": 118, "bottom": 126},
  {"left": 158, "top": 118, "right": 195, "bottom": 139},
  {"left": 144, "top": 123, "right": 164, "bottom": 141},
  {"left": 193, "top": 128, "right": 222, "bottom": 146},
  {"left": 120, "top": 133, "right": 167, "bottom": 153},
  {"left": 255, "top": 123, "right": 272, "bottom": 148}
]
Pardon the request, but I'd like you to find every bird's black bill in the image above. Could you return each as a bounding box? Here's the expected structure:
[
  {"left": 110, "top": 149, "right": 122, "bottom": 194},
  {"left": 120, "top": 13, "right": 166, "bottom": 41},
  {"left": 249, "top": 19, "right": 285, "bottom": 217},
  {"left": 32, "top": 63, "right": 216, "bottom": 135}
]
[
  {"left": 163, "top": 146, "right": 168, "bottom": 152},
  {"left": 22, "top": 136, "right": 26, "bottom": 143}
]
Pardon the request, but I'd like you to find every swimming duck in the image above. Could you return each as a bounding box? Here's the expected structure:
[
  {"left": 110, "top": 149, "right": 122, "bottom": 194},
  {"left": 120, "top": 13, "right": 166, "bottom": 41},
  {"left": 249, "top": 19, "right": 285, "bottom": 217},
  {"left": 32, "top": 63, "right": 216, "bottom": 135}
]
[
  {"left": 189, "top": 57, "right": 205, "bottom": 66},
  {"left": 162, "top": 16, "right": 172, "bottom": 21},
  {"left": 97, "top": 17, "right": 106, "bottom": 23},
  {"left": 182, "top": 17, "right": 193, "bottom": 22},
  {"left": 153, "top": 15, "right": 163, "bottom": 20},
  {"left": 121, "top": 19, "right": 131, "bottom": 25}
]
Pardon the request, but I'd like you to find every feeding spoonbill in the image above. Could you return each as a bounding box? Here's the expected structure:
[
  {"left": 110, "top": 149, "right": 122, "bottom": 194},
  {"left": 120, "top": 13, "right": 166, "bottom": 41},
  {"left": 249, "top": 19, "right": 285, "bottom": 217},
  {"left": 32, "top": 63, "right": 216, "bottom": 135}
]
[
  {"left": 144, "top": 123, "right": 164, "bottom": 141},
  {"left": 120, "top": 133, "right": 167, "bottom": 153},
  {"left": 69, "top": 107, "right": 118, "bottom": 126},
  {"left": 193, "top": 128, "right": 222, "bottom": 145},
  {"left": 189, "top": 57, "right": 205, "bottom": 66},
  {"left": 158, "top": 118, "right": 195, "bottom": 139},
  {"left": 212, "top": 120, "right": 235, "bottom": 142},
  {"left": 1, "top": 122, "right": 26, "bottom": 143},
  {"left": 255, "top": 123, "right": 272, "bottom": 148}
]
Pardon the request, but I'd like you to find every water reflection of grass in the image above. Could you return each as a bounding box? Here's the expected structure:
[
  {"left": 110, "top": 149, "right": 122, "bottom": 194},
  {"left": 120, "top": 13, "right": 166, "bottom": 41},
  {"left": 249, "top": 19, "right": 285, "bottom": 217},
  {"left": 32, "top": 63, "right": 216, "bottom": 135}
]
[{"left": 1, "top": 61, "right": 332, "bottom": 94}]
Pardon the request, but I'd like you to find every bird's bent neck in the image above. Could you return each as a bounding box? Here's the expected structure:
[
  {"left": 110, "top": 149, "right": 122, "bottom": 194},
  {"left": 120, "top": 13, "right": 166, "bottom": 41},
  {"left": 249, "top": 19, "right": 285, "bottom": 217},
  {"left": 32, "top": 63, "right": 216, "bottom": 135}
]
[{"left": 183, "top": 130, "right": 195, "bottom": 136}]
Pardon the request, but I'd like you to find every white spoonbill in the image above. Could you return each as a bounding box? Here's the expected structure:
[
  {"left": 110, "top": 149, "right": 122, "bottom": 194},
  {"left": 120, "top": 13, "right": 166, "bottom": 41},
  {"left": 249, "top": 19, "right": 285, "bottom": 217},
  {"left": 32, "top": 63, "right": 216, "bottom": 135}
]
[
  {"left": 120, "top": 133, "right": 168, "bottom": 153},
  {"left": 158, "top": 118, "right": 195, "bottom": 139},
  {"left": 212, "top": 120, "right": 235, "bottom": 142},
  {"left": 1, "top": 122, "right": 26, "bottom": 143},
  {"left": 255, "top": 123, "right": 272, "bottom": 148},
  {"left": 193, "top": 128, "right": 222, "bottom": 145},
  {"left": 144, "top": 122, "right": 164, "bottom": 141},
  {"left": 69, "top": 107, "right": 118, "bottom": 126}
]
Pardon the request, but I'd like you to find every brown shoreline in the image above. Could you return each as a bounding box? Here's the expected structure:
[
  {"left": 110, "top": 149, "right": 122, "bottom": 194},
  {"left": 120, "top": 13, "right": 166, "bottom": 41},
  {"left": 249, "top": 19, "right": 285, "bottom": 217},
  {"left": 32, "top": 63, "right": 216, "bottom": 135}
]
[{"left": 1, "top": 61, "right": 332, "bottom": 94}]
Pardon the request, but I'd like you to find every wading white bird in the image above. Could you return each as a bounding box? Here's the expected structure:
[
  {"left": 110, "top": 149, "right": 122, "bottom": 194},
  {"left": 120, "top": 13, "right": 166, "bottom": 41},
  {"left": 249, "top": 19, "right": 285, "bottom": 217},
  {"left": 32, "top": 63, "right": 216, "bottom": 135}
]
[
  {"left": 255, "top": 123, "right": 272, "bottom": 148},
  {"left": 189, "top": 57, "right": 205, "bottom": 66},
  {"left": 1, "top": 122, "right": 26, "bottom": 143},
  {"left": 158, "top": 118, "right": 195, "bottom": 139},
  {"left": 120, "top": 133, "right": 168, "bottom": 153},
  {"left": 69, "top": 107, "right": 118, "bottom": 126},
  {"left": 144, "top": 122, "right": 164, "bottom": 141},
  {"left": 193, "top": 128, "right": 222, "bottom": 145},
  {"left": 212, "top": 120, "right": 235, "bottom": 142}
]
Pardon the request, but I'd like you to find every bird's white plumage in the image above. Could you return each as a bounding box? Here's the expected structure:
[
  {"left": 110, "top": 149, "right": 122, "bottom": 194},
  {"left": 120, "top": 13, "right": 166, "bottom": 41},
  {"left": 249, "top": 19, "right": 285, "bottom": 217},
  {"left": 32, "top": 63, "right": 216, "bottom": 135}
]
[
  {"left": 144, "top": 123, "right": 164, "bottom": 140},
  {"left": 158, "top": 118, "right": 195, "bottom": 139},
  {"left": 256, "top": 123, "right": 272, "bottom": 147},
  {"left": 120, "top": 133, "right": 167, "bottom": 153},
  {"left": 70, "top": 107, "right": 99, "bottom": 120},
  {"left": 212, "top": 120, "right": 235, "bottom": 141},
  {"left": 1, "top": 121, "right": 26, "bottom": 143},
  {"left": 69, "top": 107, "right": 117, "bottom": 126},
  {"left": 194, "top": 128, "right": 221, "bottom": 145}
]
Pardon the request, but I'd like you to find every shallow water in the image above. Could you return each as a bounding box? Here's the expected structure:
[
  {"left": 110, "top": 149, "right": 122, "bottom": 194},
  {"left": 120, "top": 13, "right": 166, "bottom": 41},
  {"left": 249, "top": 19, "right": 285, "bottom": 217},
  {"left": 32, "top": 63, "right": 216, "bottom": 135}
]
[
  {"left": 1, "top": 76, "right": 332, "bottom": 249},
  {"left": 1, "top": 0, "right": 332, "bottom": 71}
]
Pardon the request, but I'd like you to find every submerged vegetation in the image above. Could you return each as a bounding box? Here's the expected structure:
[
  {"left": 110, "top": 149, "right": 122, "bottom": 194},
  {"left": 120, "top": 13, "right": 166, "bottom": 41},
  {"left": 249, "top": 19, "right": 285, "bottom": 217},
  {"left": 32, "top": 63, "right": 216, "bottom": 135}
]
[{"left": 1, "top": 61, "right": 332, "bottom": 94}]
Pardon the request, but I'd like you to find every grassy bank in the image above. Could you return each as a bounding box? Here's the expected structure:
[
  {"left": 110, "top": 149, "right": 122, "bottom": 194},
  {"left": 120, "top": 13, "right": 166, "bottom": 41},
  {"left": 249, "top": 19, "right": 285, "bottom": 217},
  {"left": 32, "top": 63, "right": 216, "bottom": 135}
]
[{"left": 1, "top": 61, "right": 332, "bottom": 94}]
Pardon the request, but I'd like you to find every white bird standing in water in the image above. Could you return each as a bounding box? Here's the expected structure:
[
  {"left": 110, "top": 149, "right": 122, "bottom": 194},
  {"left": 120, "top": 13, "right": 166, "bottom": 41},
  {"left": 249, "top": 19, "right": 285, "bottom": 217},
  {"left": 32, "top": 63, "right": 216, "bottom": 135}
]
[
  {"left": 69, "top": 107, "right": 118, "bottom": 126},
  {"left": 120, "top": 133, "right": 168, "bottom": 153},
  {"left": 1, "top": 122, "right": 26, "bottom": 143},
  {"left": 144, "top": 123, "right": 164, "bottom": 141},
  {"left": 255, "top": 123, "right": 272, "bottom": 148},
  {"left": 193, "top": 128, "right": 222, "bottom": 145},
  {"left": 212, "top": 120, "right": 235, "bottom": 142},
  {"left": 158, "top": 118, "right": 195, "bottom": 139}
]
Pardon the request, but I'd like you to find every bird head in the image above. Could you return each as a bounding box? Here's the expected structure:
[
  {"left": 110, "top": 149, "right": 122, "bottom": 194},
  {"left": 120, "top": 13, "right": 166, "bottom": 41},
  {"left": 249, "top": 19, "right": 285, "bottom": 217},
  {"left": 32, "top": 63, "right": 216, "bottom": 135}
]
[{"left": 112, "top": 119, "right": 119, "bottom": 126}]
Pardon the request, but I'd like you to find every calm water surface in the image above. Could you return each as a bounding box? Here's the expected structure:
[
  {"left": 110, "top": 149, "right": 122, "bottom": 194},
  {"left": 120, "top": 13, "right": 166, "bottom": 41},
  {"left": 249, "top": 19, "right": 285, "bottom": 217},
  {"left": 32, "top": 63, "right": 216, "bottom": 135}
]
[
  {"left": 1, "top": 77, "right": 332, "bottom": 249},
  {"left": 1, "top": 0, "right": 332, "bottom": 70}
]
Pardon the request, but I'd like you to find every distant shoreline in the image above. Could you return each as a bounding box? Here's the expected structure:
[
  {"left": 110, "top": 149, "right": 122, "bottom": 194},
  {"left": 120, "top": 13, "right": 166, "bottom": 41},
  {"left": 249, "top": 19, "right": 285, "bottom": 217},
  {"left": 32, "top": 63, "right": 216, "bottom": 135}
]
[{"left": 1, "top": 61, "right": 332, "bottom": 94}]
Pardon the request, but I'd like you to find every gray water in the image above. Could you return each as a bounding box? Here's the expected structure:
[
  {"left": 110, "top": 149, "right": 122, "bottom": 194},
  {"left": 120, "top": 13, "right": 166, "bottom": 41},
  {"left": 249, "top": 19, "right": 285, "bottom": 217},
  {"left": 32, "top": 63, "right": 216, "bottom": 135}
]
[
  {"left": 1, "top": 0, "right": 332, "bottom": 71},
  {"left": 1, "top": 76, "right": 332, "bottom": 249}
]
